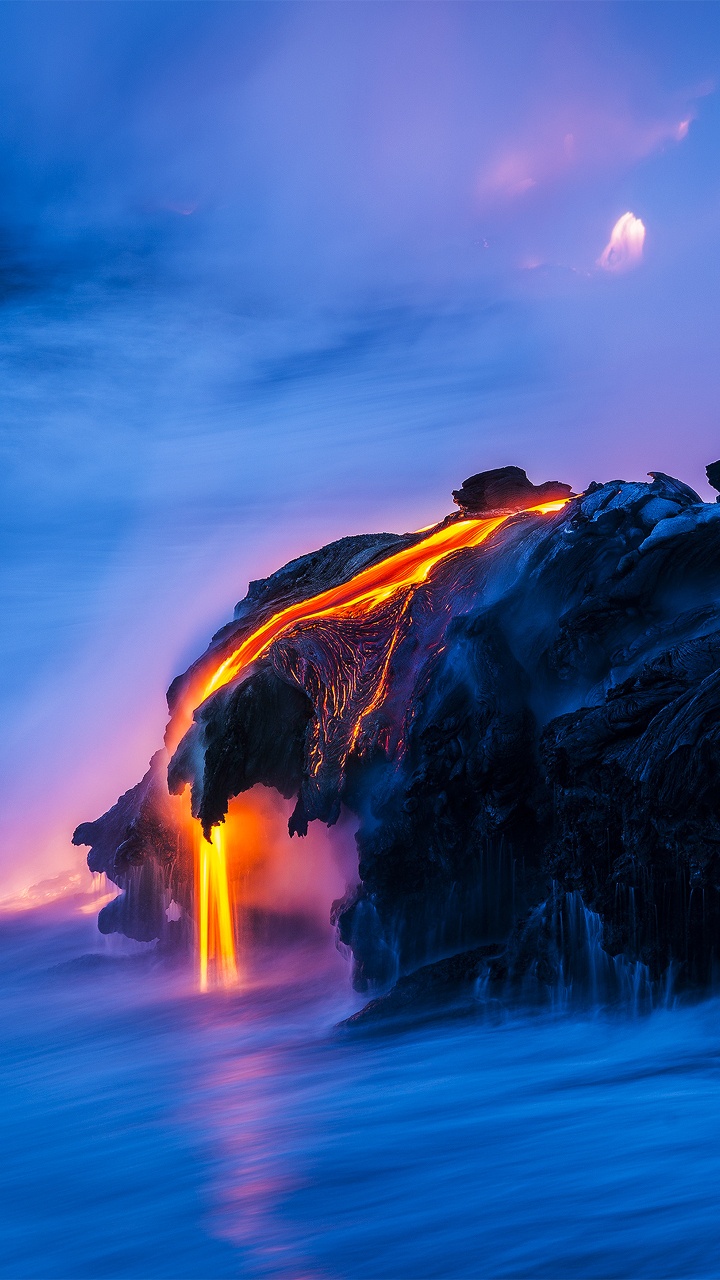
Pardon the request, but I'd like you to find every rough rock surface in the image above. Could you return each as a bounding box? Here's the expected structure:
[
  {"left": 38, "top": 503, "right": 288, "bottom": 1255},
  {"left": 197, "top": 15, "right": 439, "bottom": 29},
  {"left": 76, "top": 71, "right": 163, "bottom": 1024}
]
[
  {"left": 74, "top": 464, "right": 720, "bottom": 1011},
  {"left": 73, "top": 751, "right": 182, "bottom": 942},
  {"left": 706, "top": 458, "right": 720, "bottom": 499},
  {"left": 452, "top": 465, "right": 572, "bottom": 516}
]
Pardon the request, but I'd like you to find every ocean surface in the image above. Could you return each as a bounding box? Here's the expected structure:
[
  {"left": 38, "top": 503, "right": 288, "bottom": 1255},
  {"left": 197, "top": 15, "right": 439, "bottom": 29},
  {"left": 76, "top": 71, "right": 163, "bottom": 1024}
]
[{"left": 2, "top": 899, "right": 720, "bottom": 1280}]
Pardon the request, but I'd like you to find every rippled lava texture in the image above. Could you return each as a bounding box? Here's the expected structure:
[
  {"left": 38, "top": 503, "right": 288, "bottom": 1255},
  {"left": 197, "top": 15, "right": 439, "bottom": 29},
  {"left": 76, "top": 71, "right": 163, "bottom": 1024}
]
[{"left": 75, "top": 466, "right": 720, "bottom": 1001}]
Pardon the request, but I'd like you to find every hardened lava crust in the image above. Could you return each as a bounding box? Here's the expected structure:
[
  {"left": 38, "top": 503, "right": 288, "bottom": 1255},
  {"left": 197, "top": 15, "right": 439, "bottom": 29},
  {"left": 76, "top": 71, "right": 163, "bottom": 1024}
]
[{"left": 74, "top": 463, "right": 720, "bottom": 1011}]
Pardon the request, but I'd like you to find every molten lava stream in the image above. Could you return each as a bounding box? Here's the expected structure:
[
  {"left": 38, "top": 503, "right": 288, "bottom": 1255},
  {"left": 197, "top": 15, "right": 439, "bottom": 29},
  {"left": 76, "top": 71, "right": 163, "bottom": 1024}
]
[
  {"left": 169, "top": 500, "right": 569, "bottom": 756},
  {"left": 183, "top": 795, "right": 238, "bottom": 992},
  {"left": 179, "top": 499, "right": 568, "bottom": 991}
]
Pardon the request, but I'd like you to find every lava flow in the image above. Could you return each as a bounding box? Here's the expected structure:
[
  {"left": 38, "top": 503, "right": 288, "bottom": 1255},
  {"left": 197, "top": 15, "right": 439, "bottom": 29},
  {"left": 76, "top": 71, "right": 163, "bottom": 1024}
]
[
  {"left": 181, "top": 499, "right": 568, "bottom": 991},
  {"left": 195, "top": 823, "right": 238, "bottom": 992}
]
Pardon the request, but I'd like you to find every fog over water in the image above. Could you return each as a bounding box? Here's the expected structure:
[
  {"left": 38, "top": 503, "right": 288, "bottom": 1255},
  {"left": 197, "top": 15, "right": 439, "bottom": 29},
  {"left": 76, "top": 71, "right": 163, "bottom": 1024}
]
[
  {"left": 3, "top": 905, "right": 720, "bottom": 1279},
  {"left": 3, "top": 5, "right": 720, "bottom": 1275}
]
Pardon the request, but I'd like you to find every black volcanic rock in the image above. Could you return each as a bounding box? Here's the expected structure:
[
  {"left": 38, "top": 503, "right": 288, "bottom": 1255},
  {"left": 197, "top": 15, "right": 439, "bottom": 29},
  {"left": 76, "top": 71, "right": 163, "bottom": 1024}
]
[
  {"left": 166, "top": 532, "right": 417, "bottom": 718},
  {"left": 72, "top": 751, "right": 185, "bottom": 942},
  {"left": 340, "top": 945, "right": 499, "bottom": 1027},
  {"left": 706, "top": 459, "right": 720, "bottom": 499},
  {"left": 168, "top": 662, "right": 313, "bottom": 838},
  {"left": 74, "top": 463, "right": 720, "bottom": 1013},
  {"left": 452, "top": 465, "right": 572, "bottom": 515}
]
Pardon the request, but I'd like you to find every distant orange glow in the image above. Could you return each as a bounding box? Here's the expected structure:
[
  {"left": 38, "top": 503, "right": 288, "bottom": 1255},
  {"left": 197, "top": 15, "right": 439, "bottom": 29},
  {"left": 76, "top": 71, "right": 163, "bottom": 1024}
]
[
  {"left": 77, "top": 887, "right": 119, "bottom": 915},
  {"left": 177, "top": 497, "right": 569, "bottom": 991}
]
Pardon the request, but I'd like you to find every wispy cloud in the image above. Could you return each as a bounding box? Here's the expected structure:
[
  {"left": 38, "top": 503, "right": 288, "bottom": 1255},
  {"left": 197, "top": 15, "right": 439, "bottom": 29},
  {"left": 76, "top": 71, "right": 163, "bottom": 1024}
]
[{"left": 476, "top": 103, "right": 698, "bottom": 206}]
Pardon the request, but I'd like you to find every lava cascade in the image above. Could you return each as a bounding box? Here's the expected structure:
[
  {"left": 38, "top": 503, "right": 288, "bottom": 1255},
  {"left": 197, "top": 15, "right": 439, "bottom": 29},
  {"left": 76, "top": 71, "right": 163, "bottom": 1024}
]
[{"left": 182, "top": 500, "right": 568, "bottom": 988}]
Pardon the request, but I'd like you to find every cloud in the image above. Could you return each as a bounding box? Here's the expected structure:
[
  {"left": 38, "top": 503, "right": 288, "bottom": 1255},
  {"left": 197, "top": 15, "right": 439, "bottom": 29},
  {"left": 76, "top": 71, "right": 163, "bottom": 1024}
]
[
  {"left": 480, "top": 154, "right": 538, "bottom": 200},
  {"left": 476, "top": 104, "right": 697, "bottom": 206},
  {"left": 598, "top": 212, "right": 646, "bottom": 273}
]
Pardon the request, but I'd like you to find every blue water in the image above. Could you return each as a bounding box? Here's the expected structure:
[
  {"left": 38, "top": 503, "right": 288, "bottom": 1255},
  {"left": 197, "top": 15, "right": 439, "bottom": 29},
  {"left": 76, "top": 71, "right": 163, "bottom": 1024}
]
[{"left": 2, "top": 905, "right": 720, "bottom": 1279}]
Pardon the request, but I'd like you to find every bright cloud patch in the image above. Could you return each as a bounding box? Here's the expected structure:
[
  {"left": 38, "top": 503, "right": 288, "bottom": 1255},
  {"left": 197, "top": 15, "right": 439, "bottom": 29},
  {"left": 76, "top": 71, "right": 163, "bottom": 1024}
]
[{"left": 598, "top": 212, "right": 646, "bottom": 273}]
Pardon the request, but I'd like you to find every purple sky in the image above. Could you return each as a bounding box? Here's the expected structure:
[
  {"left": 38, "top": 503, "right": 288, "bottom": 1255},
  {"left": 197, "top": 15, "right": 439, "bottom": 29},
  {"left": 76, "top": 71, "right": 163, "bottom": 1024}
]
[{"left": 2, "top": 2, "right": 720, "bottom": 889}]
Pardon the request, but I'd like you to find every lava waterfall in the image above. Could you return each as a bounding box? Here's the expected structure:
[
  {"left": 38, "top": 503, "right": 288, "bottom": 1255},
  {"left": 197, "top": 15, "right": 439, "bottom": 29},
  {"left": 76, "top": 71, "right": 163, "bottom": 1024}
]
[{"left": 74, "top": 464, "right": 720, "bottom": 1012}]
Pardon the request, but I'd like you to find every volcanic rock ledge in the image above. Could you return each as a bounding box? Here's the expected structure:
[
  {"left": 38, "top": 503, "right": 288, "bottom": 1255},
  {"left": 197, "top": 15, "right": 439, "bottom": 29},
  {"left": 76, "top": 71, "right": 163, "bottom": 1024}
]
[
  {"left": 74, "top": 463, "right": 720, "bottom": 1013},
  {"left": 452, "top": 465, "right": 573, "bottom": 516}
]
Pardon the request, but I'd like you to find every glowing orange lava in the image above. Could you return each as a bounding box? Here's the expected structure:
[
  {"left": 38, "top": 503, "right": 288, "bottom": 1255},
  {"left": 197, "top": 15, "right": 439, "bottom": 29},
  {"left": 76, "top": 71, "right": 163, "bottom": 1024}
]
[
  {"left": 194, "top": 813, "right": 239, "bottom": 992},
  {"left": 181, "top": 498, "right": 568, "bottom": 990}
]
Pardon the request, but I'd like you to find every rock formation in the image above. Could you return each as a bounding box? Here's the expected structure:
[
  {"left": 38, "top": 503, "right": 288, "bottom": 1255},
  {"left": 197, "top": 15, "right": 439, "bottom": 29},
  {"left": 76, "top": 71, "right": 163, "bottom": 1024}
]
[
  {"left": 452, "top": 465, "right": 573, "bottom": 515},
  {"left": 74, "top": 463, "right": 720, "bottom": 1015}
]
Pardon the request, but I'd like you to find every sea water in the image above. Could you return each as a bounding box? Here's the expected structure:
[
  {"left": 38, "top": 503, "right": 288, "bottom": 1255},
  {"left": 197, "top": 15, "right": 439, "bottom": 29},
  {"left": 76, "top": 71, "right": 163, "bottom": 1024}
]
[{"left": 1, "top": 902, "right": 720, "bottom": 1279}]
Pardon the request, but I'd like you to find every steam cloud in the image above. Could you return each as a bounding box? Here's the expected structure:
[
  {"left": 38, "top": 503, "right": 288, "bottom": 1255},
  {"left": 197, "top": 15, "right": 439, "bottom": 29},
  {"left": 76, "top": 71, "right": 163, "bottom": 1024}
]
[{"left": 598, "top": 212, "right": 646, "bottom": 273}]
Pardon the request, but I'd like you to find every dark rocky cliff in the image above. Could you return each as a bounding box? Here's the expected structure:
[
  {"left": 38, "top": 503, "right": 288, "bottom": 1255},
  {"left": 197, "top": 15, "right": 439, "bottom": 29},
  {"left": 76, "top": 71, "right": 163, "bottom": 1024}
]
[{"left": 74, "top": 464, "right": 720, "bottom": 1013}]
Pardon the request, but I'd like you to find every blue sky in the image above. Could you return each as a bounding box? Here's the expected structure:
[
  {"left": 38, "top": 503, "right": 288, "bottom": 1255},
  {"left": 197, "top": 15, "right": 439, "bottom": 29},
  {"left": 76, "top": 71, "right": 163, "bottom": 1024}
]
[{"left": 2, "top": 2, "right": 720, "bottom": 888}]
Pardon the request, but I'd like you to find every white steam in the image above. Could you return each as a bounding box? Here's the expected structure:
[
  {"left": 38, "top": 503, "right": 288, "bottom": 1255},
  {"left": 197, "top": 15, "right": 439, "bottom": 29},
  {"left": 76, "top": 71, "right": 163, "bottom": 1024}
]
[{"left": 598, "top": 212, "right": 646, "bottom": 273}]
